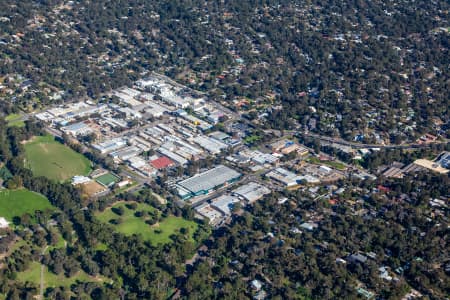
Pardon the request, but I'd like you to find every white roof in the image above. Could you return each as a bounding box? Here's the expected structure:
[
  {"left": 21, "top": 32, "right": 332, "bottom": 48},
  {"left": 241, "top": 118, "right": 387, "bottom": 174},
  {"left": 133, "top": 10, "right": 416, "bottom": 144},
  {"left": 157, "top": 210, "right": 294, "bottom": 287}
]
[
  {"left": 72, "top": 176, "right": 91, "bottom": 185},
  {"left": 195, "top": 203, "right": 224, "bottom": 225},
  {"left": 177, "top": 165, "right": 241, "bottom": 194},
  {"left": 266, "top": 167, "right": 302, "bottom": 186},
  {"left": 0, "top": 217, "right": 10, "bottom": 228},
  {"left": 232, "top": 182, "right": 271, "bottom": 203},
  {"left": 210, "top": 195, "right": 240, "bottom": 215}
]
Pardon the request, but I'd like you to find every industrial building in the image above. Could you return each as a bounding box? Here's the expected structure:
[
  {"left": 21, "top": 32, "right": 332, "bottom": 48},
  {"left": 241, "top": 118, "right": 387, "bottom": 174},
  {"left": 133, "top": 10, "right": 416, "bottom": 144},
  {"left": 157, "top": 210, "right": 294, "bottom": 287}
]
[
  {"left": 210, "top": 195, "right": 240, "bottom": 215},
  {"left": 193, "top": 135, "right": 228, "bottom": 154},
  {"left": 232, "top": 182, "right": 271, "bottom": 203},
  {"left": 408, "top": 159, "right": 449, "bottom": 174},
  {"left": 251, "top": 151, "right": 279, "bottom": 165},
  {"left": 195, "top": 203, "right": 225, "bottom": 226},
  {"left": 61, "top": 121, "right": 93, "bottom": 136},
  {"left": 176, "top": 165, "right": 241, "bottom": 199},
  {"left": 238, "top": 149, "right": 279, "bottom": 165},
  {"left": 92, "top": 138, "right": 127, "bottom": 154},
  {"left": 151, "top": 156, "right": 175, "bottom": 169},
  {"left": 271, "top": 139, "right": 296, "bottom": 152},
  {"left": 436, "top": 151, "right": 450, "bottom": 169},
  {"left": 109, "top": 146, "right": 141, "bottom": 161},
  {"left": 143, "top": 101, "right": 170, "bottom": 118},
  {"left": 266, "top": 167, "right": 302, "bottom": 187},
  {"left": 114, "top": 88, "right": 142, "bottom": 107},
  {"left": 157, "top": 147, "right": 189, "bottom": 165},
  {"left": 271, "top": 139, "right": 309, "bottom": 156},
  {"left": 128, "top": 156, "right": 157, "bottom": 177}
]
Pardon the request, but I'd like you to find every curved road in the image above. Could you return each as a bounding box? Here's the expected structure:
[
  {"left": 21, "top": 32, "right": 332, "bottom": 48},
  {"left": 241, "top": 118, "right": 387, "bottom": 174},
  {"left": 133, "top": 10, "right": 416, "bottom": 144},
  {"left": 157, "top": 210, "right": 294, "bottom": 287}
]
[{"left": 291, "top": 131, "right": 449, "bottom": 150}]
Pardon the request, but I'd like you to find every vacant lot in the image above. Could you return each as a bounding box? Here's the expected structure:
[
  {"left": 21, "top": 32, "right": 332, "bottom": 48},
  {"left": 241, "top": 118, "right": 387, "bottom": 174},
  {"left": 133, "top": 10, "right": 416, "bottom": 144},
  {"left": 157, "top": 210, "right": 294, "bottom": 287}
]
[
  {"left": 96, "top": 202, "right": 198, "bottom": 245},
  {"left": 80, "top": 181, "right": 107, "bottom": 197},
  {"left": 307, "top": 156, "right": 347, "bottom": 170},
  {"left": 0, "top": 189, "right": 54, "bottom": 221},
  {"left": 24, "top": 135, "right": 91, "bottom": 182}
]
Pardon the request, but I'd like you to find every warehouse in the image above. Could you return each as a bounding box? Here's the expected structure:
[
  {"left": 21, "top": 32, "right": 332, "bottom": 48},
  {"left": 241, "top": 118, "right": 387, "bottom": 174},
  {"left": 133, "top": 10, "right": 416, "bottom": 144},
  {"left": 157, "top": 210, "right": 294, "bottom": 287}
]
[
  {"left": 193, "top": 135, "right": 228, "bottom": 154},
  {"left": 157, "top": 147, "right": 188, "bottom": 165},
  {"left": 143, "top": 102, "right": 169, "bottom": 118},
  {"left": 210, "top": 195, "right": 240, "bottom": 215},
  {"left": 195, "top": 203, "right": 224, "bottom": 226},
  {"left": 232, "top": 182, "right": 271, "bottom": 203},
  {"left": 151, "top": 156, "right": 175, "bottom": 169},
  {"left": 177, "top": 165, "right": 241, "bottom": 199},
  {"left": 61, "top": 121, "right": 93, "bottom": 136},
  {"left": 92, "top": 138, "right": 127, "bottom": 154},
  {"left": 109, "top": 146, "right": 141, "bottom": 161},
  {"left": 266, "top": 167, "right": 302, "bottom": 187}
]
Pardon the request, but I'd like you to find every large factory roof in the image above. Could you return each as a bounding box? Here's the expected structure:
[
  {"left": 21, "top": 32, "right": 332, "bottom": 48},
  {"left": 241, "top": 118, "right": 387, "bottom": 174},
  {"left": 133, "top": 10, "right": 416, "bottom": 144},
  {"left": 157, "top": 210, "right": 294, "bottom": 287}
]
[
  {"left": 232, "top": 182, "right": 271, "bottom": 203},
  {"left": 177, "top": 165, "right": 241, "bottom": 195}
]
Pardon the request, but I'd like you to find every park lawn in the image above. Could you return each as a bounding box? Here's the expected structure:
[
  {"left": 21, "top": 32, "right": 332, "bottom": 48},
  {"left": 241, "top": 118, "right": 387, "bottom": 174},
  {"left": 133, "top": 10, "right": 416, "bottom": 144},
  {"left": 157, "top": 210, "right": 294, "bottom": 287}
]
[
  {"left": 5, "top": 113, "right": 25, "bottom": 128},
  {"left": 96, "top": 202, "right": 198, "bottom": 245},
  {"left": 94, "top": 243, "right": 108, "bottom": 251},
  {"left": 18, "top": 262, "right": 105, "bottom": 288},
  {"left": 150, "top": 216, "right": 198, "bottom": 244},
  {"left": 8, "top": 119, "right": 25, "bottom": 128},
  {"left": 46, "top": 230, "right": 66, "bottom": 252},
  {"left": 24, "top": 135, "right": 92, "bottom": 182},
  {"left": 10, "top": 238, "right": 28, "bottom": 253},
  {"left": 0, "top": 189, "right": 54, "bottom": 222},
  {"left": 307, "top": 156, "right": 347, "bottom": 170}
]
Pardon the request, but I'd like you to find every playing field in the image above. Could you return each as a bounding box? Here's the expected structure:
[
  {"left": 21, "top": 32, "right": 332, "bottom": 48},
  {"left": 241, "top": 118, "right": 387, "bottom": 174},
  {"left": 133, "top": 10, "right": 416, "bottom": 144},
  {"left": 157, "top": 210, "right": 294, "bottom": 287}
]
[
  {"left": 24, "top": 135, "right": 92, "bottom": 182},
  {"left": 0, "top": 189, "right": 54, "bottom": 221},
  {"left": 95, "top": 172, "right": 120, "bottom": 187},
  {"left": 96, "top": 202, "right": 198, "bottom": 245}
]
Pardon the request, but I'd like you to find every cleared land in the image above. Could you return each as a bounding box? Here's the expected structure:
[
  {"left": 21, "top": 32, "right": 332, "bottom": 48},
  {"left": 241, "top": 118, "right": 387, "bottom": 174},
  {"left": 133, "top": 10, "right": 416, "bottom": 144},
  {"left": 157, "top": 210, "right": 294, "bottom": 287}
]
[
  {"left": 96, "top": 202, "right": 198, "bottom": 245},
  {"left": 18, "top": 262, "right": 104, "bottom": 288},
  {"left": 24, "top": 135, "right": 91, "bottom": 182},
  {"left": 80, "top": 181, "right": 107, "bottom": 197},
  {"left": 0, "top": 189, "right": 53, "bottom": 221}
]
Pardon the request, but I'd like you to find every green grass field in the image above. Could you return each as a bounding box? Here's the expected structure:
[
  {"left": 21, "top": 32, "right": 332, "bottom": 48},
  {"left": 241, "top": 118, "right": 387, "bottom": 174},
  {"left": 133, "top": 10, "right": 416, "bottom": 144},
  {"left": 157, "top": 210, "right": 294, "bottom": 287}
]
[
  {"left": 96, "top": 202, "right": 198, "bottom": 245},
  {"left": 18, "top": 262, "right": 105, "bottom": 288},
  {"left": 95, "top": 173, "right": 120, "bottom": 187},
  {"left": 307, "top": 156, "right": 347, "bottom": 170},
  {"left": 5, "top": 113, "right": 25, "bottom": 128},
  {"left": 0, "top": 189, "right": 54, "bottom": 221},
  {"left": 24, "top": 135, "right": 92, "bottom": 182}
]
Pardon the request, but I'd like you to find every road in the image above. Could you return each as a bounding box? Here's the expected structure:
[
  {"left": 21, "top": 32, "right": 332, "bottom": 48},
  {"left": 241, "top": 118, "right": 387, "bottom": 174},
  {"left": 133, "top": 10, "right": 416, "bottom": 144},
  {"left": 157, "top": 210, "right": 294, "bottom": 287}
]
[
  {"left": 44, "top": 127, "right": 62, "bottom": 139},
  {"left": 292, "top": 131, "right": 449, "bottom": 150},
  {"left": 39, "top": 246, "right": 48, "bottom": 300}
]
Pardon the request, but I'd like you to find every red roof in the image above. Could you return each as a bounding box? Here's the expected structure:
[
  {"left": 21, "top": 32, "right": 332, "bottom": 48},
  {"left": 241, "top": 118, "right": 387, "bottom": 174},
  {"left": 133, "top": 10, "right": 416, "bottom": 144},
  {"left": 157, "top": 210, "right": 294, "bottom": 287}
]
[
  {"left": 150, "top": 156, "right": 174, "bottom": 169},
  {"left": 377, "top": 185, "right": 391, "bottom": 193}
]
